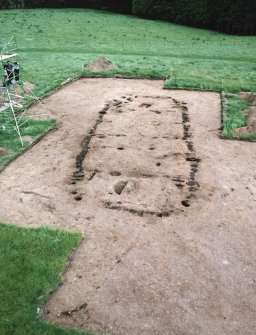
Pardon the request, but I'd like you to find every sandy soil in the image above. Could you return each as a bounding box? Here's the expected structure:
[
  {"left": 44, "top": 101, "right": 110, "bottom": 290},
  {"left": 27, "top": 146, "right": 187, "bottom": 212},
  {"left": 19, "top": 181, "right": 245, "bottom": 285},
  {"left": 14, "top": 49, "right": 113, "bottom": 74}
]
[{"left": 0, "top": 78, "right": 255, "bottom": 335}]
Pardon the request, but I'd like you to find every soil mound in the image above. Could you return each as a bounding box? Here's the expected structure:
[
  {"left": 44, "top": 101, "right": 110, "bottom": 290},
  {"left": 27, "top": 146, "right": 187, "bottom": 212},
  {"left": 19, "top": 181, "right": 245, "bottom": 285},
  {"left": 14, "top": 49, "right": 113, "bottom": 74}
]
[
  {"left": 247, "top": 106, "right": 256, "bottom": 126},
  {"left": 22, "top": 81, "right": 36, "bottom": 91},
  {"left": 0, "top": 147, "right": 11, "bottom": 157},
  {"left": 234, "top": 93, "right": 256, "bottom": 136},
  {"left": 85, "top": 56, "right": 118, "bottom": 72},
  {"left": 234, "top": 107, "right": 256, "bottom": 136},
  {"left": 239, "top": 92, "right": 256, "bottom": 106},
  {"left": 0, "top": 82, "right": 36, "bottom": 105}
]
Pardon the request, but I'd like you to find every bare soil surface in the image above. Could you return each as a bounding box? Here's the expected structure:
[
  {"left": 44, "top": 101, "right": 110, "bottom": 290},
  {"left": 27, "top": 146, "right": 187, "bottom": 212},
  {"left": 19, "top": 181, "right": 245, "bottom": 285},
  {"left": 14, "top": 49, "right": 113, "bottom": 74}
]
[
  {"left": 0, "top": 78, "right": 255, "bottom": 335},
  {"left": 240, "top": 92, "right": 256, "bottom": 106}
]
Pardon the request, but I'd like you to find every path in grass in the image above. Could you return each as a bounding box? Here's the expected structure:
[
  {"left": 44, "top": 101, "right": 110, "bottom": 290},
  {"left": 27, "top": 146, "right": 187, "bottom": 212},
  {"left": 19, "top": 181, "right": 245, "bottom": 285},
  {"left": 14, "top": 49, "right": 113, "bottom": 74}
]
[{"left": 0, "top": 78, "right": 255, "bottom": 335}]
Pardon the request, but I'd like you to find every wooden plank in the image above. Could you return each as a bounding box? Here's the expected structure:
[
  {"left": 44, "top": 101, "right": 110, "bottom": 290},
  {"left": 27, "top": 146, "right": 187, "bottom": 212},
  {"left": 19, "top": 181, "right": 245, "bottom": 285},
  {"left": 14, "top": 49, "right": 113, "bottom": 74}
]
[{"left": 0, "top": 53, "right": 17, "bottom": 61}]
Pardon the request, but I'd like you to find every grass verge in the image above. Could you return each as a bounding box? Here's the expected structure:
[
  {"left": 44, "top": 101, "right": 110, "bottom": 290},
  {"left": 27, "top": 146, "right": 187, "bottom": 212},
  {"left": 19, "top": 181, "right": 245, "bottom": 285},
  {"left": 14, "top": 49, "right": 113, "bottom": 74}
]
[
  {"left": 222, "top": 93, "right": 256, "bottom": 140},
  {"left": 0, "top": 223, "right": 93, "bottom": 335}
]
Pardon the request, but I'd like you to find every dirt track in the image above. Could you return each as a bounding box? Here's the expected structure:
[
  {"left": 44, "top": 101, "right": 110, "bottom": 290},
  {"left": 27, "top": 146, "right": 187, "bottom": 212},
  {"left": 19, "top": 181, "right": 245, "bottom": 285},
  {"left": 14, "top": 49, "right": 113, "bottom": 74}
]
[{"left": 0, "top": 78, "right": 255, "bottom": 335}]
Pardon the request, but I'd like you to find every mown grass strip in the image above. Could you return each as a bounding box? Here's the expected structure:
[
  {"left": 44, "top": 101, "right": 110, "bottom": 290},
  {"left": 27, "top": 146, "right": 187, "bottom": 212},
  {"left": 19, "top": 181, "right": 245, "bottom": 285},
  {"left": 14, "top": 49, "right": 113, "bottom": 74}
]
[{"left": 0, "top": 223, "right": 93, "bottom": 335}]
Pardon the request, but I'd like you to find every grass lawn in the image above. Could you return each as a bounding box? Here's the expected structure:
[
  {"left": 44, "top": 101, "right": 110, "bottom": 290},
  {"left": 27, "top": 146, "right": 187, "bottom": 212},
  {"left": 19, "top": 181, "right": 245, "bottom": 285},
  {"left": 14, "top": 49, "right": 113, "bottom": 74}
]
[
  {"left": 0, "top": 223, "right": 93, "bottom": 335},
  {"left": 0, "top": 8, "right": 255, "bottom": 147},
  {"left": 0, "top": 8, "right": 255, "bottom": 95}
]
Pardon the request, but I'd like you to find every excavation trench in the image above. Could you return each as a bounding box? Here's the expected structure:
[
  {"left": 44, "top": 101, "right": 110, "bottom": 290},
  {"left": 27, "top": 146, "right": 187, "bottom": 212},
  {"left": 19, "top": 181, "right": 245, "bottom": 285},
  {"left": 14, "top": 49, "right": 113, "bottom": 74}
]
[
  {"left": 0, "top": 78, "right": 255, "bottom": 335},
  {"left": 69, "top": 91, "right": 198, "bottom": 215}
]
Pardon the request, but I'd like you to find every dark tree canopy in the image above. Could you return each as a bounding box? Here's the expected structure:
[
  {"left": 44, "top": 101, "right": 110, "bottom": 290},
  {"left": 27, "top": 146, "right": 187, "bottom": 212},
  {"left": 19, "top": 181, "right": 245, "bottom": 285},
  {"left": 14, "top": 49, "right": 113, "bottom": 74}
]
[
  {"left": 0, "top": 0, "right": 255, "bottom": 35},
  {"left": 132, "top": 0, "right": 256, "bottom": 35}
]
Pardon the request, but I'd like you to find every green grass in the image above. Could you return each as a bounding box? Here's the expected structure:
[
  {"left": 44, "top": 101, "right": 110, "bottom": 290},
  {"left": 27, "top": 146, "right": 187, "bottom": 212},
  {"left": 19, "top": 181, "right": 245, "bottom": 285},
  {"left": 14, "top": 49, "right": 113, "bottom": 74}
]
[
  {"left": 0, "top": 223, "right": 93, "bottom": 335},
  {"left": 0, "top": 8, "right": 254, "bottom": 148},
  {"left": 239, "top": 133, "right": 256, "bottom": 140},
  {"left": 222, "top": 93, "right": 254, "bottom": 139},
  {"left": 0, "top": 116, "right": 57, "bottom": 166},
  {"left": 0, "top": 8, "right": 255, "bottom": 95}
]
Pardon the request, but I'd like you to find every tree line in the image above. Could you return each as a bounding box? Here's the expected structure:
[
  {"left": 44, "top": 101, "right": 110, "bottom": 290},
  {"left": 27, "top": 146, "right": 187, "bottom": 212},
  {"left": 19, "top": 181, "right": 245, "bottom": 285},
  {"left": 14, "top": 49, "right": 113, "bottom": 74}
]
[
  {"left": 0, "top": 0, "right": 255, "bottom": 35},
  {"left": 133, "top": 0, "right": 256, "bottom": 35}
]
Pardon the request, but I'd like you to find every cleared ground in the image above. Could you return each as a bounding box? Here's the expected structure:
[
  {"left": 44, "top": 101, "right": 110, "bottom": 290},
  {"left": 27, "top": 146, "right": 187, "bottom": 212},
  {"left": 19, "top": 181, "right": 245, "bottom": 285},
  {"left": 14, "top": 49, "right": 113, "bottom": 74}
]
[{"left": 0, "top": 78, "right": 255, "bottom": 335}]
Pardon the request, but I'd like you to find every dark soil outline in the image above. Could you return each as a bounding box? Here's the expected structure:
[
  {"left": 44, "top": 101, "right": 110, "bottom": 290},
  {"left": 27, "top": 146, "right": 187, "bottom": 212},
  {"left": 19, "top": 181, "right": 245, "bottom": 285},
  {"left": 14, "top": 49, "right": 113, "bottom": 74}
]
[
  {"left": 72, "top": 104, "right": 110, "bottom": 181},
  {"left": 69, "top": 93, "right": 201, "bottom": 214}
]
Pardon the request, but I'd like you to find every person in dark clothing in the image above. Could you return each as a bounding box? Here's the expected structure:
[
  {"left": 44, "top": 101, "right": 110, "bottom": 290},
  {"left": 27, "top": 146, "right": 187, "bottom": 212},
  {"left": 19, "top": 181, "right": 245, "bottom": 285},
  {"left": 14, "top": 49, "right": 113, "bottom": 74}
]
[
  {"left": 3, "top": 64, "right": 8, "bottom": 86},
  {"left": 13, "top": 61, "right": 20, "bottom": 82},
  {"left": 6, "top": 61, "right": 13, "bottom": 85}
]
